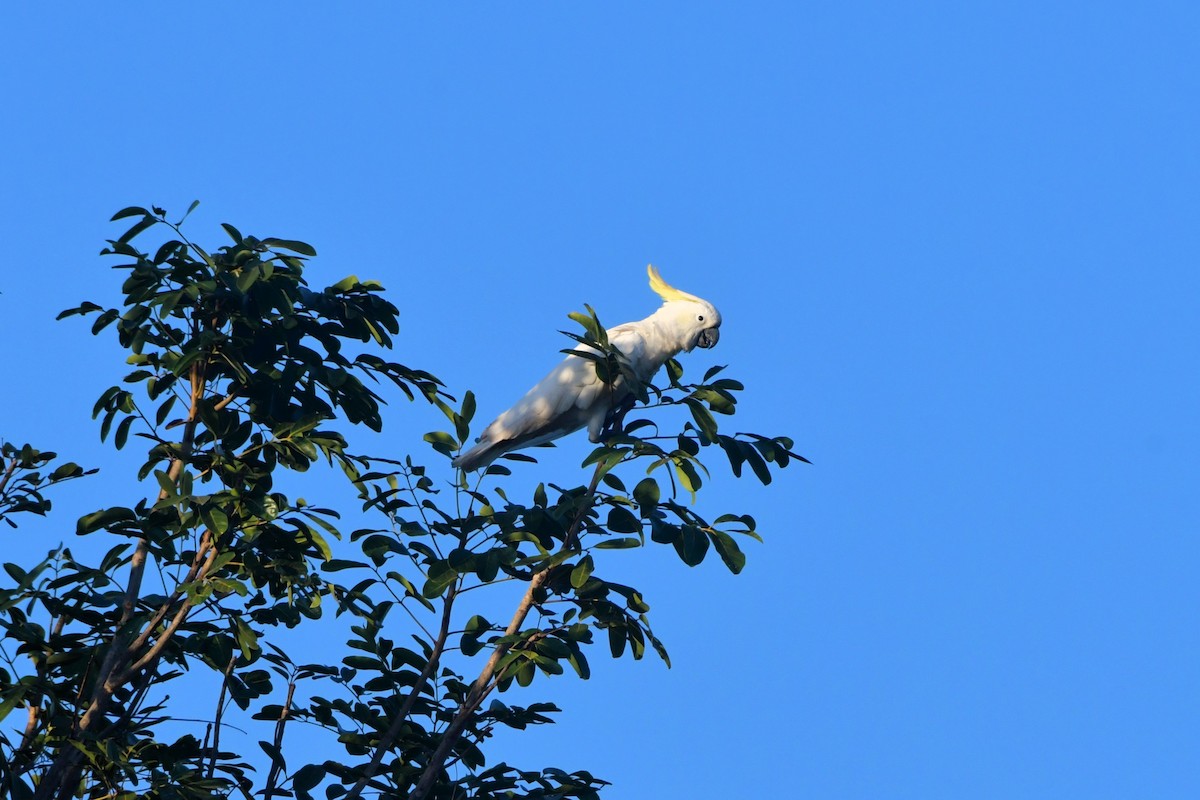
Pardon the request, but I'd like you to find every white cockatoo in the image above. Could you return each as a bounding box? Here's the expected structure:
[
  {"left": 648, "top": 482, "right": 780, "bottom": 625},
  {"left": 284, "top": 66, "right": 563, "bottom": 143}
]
[{"left": 452, "top": 265, "right": 722, "bottom": 471}]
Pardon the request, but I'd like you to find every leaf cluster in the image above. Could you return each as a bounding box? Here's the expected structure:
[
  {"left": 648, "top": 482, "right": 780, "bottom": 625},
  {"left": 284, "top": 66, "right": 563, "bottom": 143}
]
[{"left": 0, "top": 444, "right": 96, "bottom": 529}]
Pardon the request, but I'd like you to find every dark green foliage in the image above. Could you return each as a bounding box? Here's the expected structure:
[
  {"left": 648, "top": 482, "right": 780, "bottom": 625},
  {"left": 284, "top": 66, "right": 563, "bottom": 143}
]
[
  {"left": 0, "top": 444, "right": 96, "bottom": 529},
  {"left": 0, "top": 205, "right": 804, "bottom": 800}
]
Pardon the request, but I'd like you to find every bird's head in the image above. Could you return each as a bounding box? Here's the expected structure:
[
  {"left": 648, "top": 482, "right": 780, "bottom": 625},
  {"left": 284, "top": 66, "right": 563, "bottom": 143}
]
[{"left": 647, "top": 265, "right": 722, "bottom": 351}]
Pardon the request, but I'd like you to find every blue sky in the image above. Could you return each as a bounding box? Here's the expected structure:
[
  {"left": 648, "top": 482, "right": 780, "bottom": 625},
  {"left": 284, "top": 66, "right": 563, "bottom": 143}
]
[{"left": 2, "top": 3, "right": 1198, "bottom": 797}]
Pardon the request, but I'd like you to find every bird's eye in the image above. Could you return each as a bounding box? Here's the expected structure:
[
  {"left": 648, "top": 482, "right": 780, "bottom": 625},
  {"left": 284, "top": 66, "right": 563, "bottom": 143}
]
[{"left": 697, "top": 315, "right": 705, "bottom": 322}]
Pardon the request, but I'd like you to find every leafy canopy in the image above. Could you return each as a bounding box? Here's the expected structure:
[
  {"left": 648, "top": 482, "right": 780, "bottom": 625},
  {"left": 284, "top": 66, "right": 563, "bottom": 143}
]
[{"left": 0, "top": 205, "right": 804, "bottom": 800}]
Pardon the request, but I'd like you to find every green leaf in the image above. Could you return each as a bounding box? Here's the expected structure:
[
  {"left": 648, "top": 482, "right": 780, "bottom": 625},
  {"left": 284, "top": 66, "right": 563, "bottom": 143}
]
[
  {"left": 595, "top": 537, "right": 641, "bottom": 550},
  {"left": 56, "top": 301, "right": 103, "bottom": 320},
  {"left": 461, "top": 634, "right": 484, "bottom": 657},
  {"left": 77, "top": 506, "right": 136, "bottom": 535},
  {"left": 178, "top": 199, "right": 200, "bottom": 224},
  {"left": 258, "top": 740, "right": 286, "bottom": 772},
  {"left": 567, "top": 643, "right": 591, "bottom": 679},
  {"left": 709, "top": 530, "right": 747, "bottom": 574},
  {"left": 601, "top": 473, "right": 626, "bottom": 492},
  {"left": 110, "top": 206, "right": 149, "bottom": 221},
  {"left": 567, "top": 308, "right": 605, "bottom": 344},
  {"left": 309, "top": 530, "right": 334, "bottom": 561},
  {"left": 570, "top": 555, "right": 594, "bottom": 588},
  {"left": 292, "top": 763, "right": 325, "bottom": 794},
  {"left": 202, "top": 505, "right": 230, "bottom": 536},
  {"left": 90, "top": 308, "right": 119, "bottom": 335},
  {"left": 684, "top": 397, "right": 718, "bottom": 442},
  {"left": 673, "top": 524, "right": 710, "bottom": 566},
  {"left": 262, "top": 238, "right": 317, "bottom": 257},
  {"left": 234, "top": 619, "right": 260, "bottom": 660},
  {"left": 742, "top": 443, "right": 773, "bottom": 485},
  {"left": 342, "top": 655, "right": 383, "bottom": 671},
  {"left": 0, "top": 678, "right": 30, "bottom": 724},
  {"left": 113, "top": 415, "right": 135, "bottom": 450},
  {"left": 235, "top": 263, "right": 261, "bottom": 293},
  {"left": 476, "top": 548, "right": 503, "bottom": 582},
  {"left": 633, "top": 478, "right": 660, "bottom": 509},
  {"left": 674, "top": 458, "right": 702, "bottom": 501},
  {"left": 719, "top": 435, "right": 746, "bottom": 477},
  {"left": 453, "top": 409, "right": 470, "bottom": 443},
  {"left": 606, "top": 506, "right": 642, "bottom": 534},
  {"left": 650, "top": 520, "right": 679, "bottom": 544},
  {"left": 117, "top": 215, "right": 157, "bottom": 244},
  {"left": 49, "top": 462, "right": 85, "bottom": 481},
  {"left": 665, "top": 358, "right": 684, "bottom": 385},
  {"left": 448, "top": 547, "right": 474, "bottom": 572},
  {"left": 424, "top": 430, "right": 459, "bottom": 456},
  {"left": 155, "top": 394, "right": 177, "bottom": 426},
  {"left": 322, "top": 558, "right": 367, "bottom": 572},
  {"left": 422, "top": 560, "right": 457, "bottom": 598},
  {"left": 607, "top": 626, "right": 626, "bottom": 659}
]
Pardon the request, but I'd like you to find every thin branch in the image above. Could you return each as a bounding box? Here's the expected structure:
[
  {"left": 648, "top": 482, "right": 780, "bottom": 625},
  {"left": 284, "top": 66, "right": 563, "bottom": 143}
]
[
  {"left": 263, "top": 679, "right": 298, "bottom": 799},
  {"left": 342, "top": 585, "right": 459, "bottom": 800},
  {"left": 453, "top": 574, "right": 520, "bottom": 595},
  {"left": 126, "top": 533, "right": 213, "bottom": 654},
  {"left": 13, "top": 614, "right": 65, "bottom": 764},
  {"left": 404, "top": 466, "right": 444, "bottom": 560},
  {"left": 208, "top": 651, "right": 238, "bottom": 780},
  {"left": 0, "top": 454, "right": 19, "bottom": 499},
  {"left": 212, "top": 390, "right": 239, "bottom": 412},
  {"left": 121, "top": 546, "right": 215, "bottom": 678},
  {"left": 407, "top": 464, "right": 606, "bottom": 800},
  {"left": 365, "top": 562, "right": 435, "bottom": 642}
]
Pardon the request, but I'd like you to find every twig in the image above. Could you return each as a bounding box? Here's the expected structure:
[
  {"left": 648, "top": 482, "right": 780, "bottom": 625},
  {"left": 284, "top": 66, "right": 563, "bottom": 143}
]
[
  {"left": 213, "top": 390, "right": 239, "bottom": 412},
  {"left": 206, "top": 652, "right": 236, "bottom": 782},
  {"left": 0, "top": 454, "right": 19, "bottom": 499},
  {"left": 263, "top": 679, "right": 298, "bottom": 798}
]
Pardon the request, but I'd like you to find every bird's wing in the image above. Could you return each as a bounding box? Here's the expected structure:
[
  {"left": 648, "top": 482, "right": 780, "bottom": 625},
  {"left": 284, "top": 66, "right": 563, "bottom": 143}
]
[
  {"left": 605, "top": 322, "right": 651, "bottom": 381},
  {"left": 453, "top": 325, "right": 651, "bottom": 471},
  {"left": 505, "top": 324, "right": 649, "bottom": 428},
  {"left": 480, "top": 353, "right": 601, "bottom": 443}
]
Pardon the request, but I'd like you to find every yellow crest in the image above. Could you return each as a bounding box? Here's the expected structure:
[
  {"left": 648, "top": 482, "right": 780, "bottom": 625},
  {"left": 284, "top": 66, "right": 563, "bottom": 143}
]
[{"left": 647, "top": 264, "right": 704, "bottom": 304}]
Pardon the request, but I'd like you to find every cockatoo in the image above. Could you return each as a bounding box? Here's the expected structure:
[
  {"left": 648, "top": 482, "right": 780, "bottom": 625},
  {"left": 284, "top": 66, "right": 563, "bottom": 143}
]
[{"left": 452, "top": 265, "right": 722, "bottom": 471}]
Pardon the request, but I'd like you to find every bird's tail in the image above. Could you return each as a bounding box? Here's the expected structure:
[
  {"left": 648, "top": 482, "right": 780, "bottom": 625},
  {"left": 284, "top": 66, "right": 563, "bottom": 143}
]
[{"left": 451, "top": 441, "right": 497, "bottom": 472}]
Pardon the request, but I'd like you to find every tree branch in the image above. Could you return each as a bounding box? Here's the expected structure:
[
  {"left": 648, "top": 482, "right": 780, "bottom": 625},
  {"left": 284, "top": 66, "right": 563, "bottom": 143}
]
[
  {"left": 263, "top": 679, "right": 297, "bottom": 798},
  {"left": 407, "top": 465, "right": 605, "bottom": 800},
  {"left": 0, "top": 453, "right": 19, "bottom": 500},
  {"left": 342, "top": 585, "right": 459, "bottom": 800},
  {"left": 206, "top": 652, "right": 239, "bottom": 781},
  {"left": 35, "top": 363, "right": 208, "bottom": 800},
  {"left": 122, "top": 545, "right": 216, "bottom": 678},
  {"left": 127, "top": 533, "right": 213, "bottom": 655}
]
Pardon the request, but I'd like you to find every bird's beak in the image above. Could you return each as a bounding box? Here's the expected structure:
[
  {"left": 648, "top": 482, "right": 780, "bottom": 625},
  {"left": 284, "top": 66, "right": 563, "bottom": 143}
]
[{"left": 697, "top": 327, "right": 720, "bottom": 349}]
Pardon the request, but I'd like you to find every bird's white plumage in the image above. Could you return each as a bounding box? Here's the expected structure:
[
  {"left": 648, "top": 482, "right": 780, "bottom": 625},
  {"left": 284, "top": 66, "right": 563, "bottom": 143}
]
[{"left": 452, "top": 266, "right": 721, "bottom": 471}]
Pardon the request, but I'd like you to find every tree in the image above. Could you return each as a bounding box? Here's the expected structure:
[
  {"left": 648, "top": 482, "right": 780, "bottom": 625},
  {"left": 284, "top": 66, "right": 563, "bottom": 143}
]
[{"left": 0, "top": 206, "right": 805, "bottom": 800}]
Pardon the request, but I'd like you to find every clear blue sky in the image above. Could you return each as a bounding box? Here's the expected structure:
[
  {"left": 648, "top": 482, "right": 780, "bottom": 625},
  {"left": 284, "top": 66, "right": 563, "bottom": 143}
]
[{"left": 2, "top": 3, "right": 1198, "bottom": 797}]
